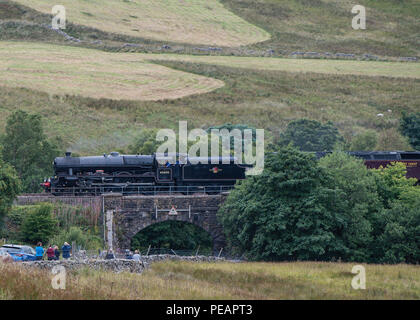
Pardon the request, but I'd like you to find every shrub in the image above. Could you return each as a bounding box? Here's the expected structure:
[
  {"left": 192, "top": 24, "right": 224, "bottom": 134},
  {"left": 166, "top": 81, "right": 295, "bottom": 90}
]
[
  {"left": 400, "top": 112, "right": 420, "bottom": 150},
  {"left": 275, "top": 119, "right": 344, "bottom": 152},
  {"left": 49, "top": 226, "right": 102, "bottom": 251},
  {"left": 20, "top": 203, "right": 58, "bottom": 244},
  {"left": 349, "top": 130, "right": 378, "bottom": 151}
]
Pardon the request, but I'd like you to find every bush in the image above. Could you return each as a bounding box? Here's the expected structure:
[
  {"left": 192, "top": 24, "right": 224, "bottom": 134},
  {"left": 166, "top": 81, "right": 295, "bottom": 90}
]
[
  {"left": 275, "top": 119, "right": 344, "bottom": 152},
  {"left": 400, "top": 112, "right": 420, "bottom": 150},
  {"left": 349, "top": 130, "right": 378, "bottom": 151},
  {"left": 20, "top": 203, "right": 58, "bottom": 244},
  {"left": 49, "top": 226, "right": 102, "bottom": 251}
]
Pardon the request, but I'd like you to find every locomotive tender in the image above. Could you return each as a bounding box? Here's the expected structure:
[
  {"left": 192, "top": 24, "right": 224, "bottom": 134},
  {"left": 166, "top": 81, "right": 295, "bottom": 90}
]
[{"left": 41, "top": 152, "right": 250, "bottom": 195}]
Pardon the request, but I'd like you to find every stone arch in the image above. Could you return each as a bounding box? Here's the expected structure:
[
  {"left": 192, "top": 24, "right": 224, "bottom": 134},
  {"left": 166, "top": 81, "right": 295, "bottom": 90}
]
[
  {"left": 128, "top": 218, "right": 215, "bottom": 252},
  {"left": 106, "top": 194, "right": 227, "bottom": 253}
]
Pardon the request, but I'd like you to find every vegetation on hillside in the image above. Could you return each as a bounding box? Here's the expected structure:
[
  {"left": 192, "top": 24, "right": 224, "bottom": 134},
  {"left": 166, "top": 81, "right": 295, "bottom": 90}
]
[
  {"left": 0, "top": 261, "right": 418, "bottom": 299},
  {"left": 219, "top": 148, "right": 420, "bottom": 264},
  {"left": 221, "top": 0, "right": 420, "bottom": 57},
  {"left": 1, "top": 110, "right": 61, "bottom": 193},
  {"left": 400, "top": 112, "right": 420, "bottom": 150},
  {"left": 2, "top": 0, "right": 419, "bottom": 58},
  {"left": 1, "top": 60, "right": 417, "bottom": 154}
]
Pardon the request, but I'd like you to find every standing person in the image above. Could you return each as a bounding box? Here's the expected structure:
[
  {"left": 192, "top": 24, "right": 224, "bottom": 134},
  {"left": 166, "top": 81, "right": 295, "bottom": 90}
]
[
  {"left": 54, "top": 245, "right": 60, "bottom": 260},
  {"left": 35, "top": 242, "right": 44, "bottom": 261},
  {"left": 62, "top": 242, "right": 72, "bottom": 259},
  {"left": 46, "top": 245, "right": 55, "bottom": 261},
  {"left": 132, "top": 250, "right": 141, "bottom": 261}
]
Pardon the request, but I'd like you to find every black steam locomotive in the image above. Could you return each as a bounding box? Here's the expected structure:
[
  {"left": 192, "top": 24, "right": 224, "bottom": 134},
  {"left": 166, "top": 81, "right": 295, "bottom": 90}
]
[{"left": 41, "top": 152, "right": 251, "bottom": 195}]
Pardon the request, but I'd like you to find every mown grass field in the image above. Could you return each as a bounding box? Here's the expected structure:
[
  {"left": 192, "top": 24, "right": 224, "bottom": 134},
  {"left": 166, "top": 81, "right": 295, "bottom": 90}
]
[
  {"left": 12, "top": 0, "right": 270, "bottom": 46},
  {"left": 145, "top": 53, "right": 420, "bottom": 79},
  {"left": 0, "top": 261, "right": 418, "bottom": 299},
  {"left": 0, "top": 41, "right": 225, "bottom": 101}
]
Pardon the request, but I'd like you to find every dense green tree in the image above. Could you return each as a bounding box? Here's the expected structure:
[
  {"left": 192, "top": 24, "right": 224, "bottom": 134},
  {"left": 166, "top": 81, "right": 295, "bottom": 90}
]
[
  {"left": 20, "top": 203, "right": 58, "bottom": 244},
  {"left": 128, "top": 129, "right": 162, "bottom": 155},
  {"left": 0, "top": 148, "right": 21, "bottom": 230},
  {"left": 131, "top": 221, "right": 213, "bottom": 253},
  {"left": 1, "top": 111, "right": 61, "bottom": 193},
  {"left": 318, "top": 152, "right": 380, "bottom": 261},
  {"left": 218, "top": 146, "right": 340, "bottom": 261},
  {"left": 400, "top": 112, "right": 420, "bottom": 150},
  {"left": 275, "top": 119, "right": 344, "bottom": 152}
]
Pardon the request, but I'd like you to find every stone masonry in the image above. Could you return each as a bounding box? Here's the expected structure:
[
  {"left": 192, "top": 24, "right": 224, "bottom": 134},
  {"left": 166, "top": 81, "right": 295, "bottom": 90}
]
[{"left": 17, "top": 193, "right": 228, "bottom": 252}]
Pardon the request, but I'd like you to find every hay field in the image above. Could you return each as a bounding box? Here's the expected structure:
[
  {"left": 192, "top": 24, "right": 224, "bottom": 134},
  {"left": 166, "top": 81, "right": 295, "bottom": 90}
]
[
  {"left": 0, "top": 41, "right": 224, "bottom": 100},
  {"left": 12, "top": 0, "right": 270, "bottom": 46},
  {"left": 144, "top": 54, "right": 420, "bottom": 79}
]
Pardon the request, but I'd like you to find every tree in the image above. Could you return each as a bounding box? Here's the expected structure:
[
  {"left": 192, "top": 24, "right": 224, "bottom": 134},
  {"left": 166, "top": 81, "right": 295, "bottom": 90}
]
[
  {"left": 318, "top": 152, "right": 380, "bottom": 261},
  {"left": 369, "top": 162, "right": 420, "bottom": 263},
  {"left": 0, "top": 148, "right": 21, "bottom": 230},
  {"left": 1, "top": 111, "right": 61, "bottom": 192},
  {"left": 400, "top": 112, "right": 420, "bottom": 150},
  {"left": 275, "top": 119, "right": 344, "bottom": 152},
  {"left": 218, "top": 146, "right": 338, "bottom": 261},
  {"left": 128, "top": 128, "right": 162, "bottom": 155},
  {"left": 20, "top": 203, "right": 58, "bottom": 244},
  {"left": 350, "top": 130, "right": 377, "bottom": 151}
]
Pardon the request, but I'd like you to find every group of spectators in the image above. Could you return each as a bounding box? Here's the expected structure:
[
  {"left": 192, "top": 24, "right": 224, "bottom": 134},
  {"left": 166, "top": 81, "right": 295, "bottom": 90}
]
[{"left": 35, "top": 242, "right": 72, "bottom": 261}]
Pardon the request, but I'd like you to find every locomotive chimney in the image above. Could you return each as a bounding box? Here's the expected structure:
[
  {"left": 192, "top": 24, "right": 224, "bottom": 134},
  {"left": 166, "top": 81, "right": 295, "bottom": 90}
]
[{"left": 65, "top": 152, "right": 72, "bottom": 157}]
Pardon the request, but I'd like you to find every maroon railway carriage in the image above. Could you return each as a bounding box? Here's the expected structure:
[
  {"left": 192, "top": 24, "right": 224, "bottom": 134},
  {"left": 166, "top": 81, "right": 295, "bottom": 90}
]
[{"left": 317, "top": 151, "right": 420, "bottom": 182}]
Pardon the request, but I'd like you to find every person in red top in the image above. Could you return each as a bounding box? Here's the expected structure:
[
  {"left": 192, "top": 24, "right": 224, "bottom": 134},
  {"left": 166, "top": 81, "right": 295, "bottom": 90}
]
[{"left": 46, "top": 245, "right": 55, "bottom": 261}]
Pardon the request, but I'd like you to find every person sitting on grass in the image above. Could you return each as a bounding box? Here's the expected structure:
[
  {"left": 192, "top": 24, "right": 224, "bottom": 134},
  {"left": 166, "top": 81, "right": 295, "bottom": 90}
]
[
  {"left": 62, "top": 242, "right": 72, "bottom": 259},
  {"left": 46, "top": 245, "right": 55, "bottom": 261},
  {"left": 35, "top": 242, "right": 44, "bottom": 261}
]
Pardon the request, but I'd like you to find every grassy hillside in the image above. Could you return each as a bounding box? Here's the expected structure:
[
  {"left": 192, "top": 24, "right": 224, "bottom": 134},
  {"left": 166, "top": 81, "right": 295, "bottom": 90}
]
[
  {"left": 0, "top": 41, "right": 224, "bottom": 100},
  {"left": 221, "top": 0, "right": 420, "bottom": 57},
  {"left": 1, "top": 261, "right": 419, "bottom": 299},
  {"left": 12, "top": 0, "right": 270, "bottom": 46},
  {"left": 2, "top": 0, "right": 419, "bottom": 58},
  {"left": 0, "top": 57, "right": 418, "bottom": 154}
]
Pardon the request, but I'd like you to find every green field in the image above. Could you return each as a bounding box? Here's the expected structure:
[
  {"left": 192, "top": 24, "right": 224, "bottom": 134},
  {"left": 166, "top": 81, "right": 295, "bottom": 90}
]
[
  {"left": 12, "top": 0, "right": 270, "bottom": 46},
  {"left": 0, "top": 41, "right": 225, "bottom": 101},
  {"left": 145, "top": 53, "right": 420, "bottom": 79},
  {"left": 0, "top": 261, "right": 418, "bottom": 299}
]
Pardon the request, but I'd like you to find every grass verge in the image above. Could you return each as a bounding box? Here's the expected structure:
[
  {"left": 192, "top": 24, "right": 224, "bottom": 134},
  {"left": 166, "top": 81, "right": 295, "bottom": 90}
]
[{"left": 0, "top": 260, "right": 418, "bottom": 299}]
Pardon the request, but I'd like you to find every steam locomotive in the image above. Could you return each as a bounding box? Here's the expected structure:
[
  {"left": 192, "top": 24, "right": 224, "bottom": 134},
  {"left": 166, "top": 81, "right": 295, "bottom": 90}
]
[{"left": 41, "top": 152, "right": 251, "bottom": 195}]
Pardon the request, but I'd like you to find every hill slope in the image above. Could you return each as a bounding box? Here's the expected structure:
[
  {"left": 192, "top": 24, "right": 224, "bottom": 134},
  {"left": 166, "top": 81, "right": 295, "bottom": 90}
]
[{"left": 12, "top": 0, "right": 270, "bottom": 46}]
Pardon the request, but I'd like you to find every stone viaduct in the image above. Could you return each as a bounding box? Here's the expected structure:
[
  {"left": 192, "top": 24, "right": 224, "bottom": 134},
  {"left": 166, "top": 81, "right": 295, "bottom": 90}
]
[{"left": 16, "top": 193, "right": 228, "bottom": 252}]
